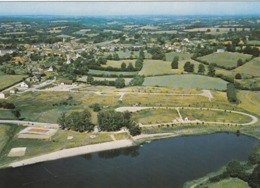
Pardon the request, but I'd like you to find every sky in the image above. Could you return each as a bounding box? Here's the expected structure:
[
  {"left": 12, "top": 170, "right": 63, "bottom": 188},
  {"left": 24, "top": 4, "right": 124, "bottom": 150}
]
[{"left": 0, "top": 2, "right": 259, "bottom": 16}]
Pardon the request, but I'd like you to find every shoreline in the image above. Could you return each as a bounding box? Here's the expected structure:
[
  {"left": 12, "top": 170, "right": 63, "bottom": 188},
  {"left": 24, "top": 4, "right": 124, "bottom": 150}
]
[{"left": 5, "top": 129, "right": 260, "bottom": 169}]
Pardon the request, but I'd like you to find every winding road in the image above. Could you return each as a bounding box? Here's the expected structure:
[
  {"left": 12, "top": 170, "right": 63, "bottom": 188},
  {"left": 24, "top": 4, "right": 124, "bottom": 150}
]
[{"left": 115, "top": 106, "right": 258, "bottom": 126}]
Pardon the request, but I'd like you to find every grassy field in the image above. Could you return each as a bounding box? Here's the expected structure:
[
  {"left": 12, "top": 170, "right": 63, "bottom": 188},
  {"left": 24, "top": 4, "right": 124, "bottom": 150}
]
[
  {"left": 0, "top": 124, "right": 13, "bottom": 153},
  {"left": 238, "top": 90, "right": 260, "bottom": 115},
  {"left": 184, "top": 27, "right": 249, "bottom": 35},
  {"left": 247, "top": 40, "right": 260, "bottom": 46},
  {"left": 6, "top": 91, "right": 119, "bottom": 123},
  {"left": 206, "top": 178, "right": 250, "bottom": 188},
  {"left": 234, "top": 57, "right": 260, "bottom": 78},
  {"left": 165, "top": 52, "right": 192, "bottom": 61},
  {"left": 102, "top": 60, "right": 136, "bottom": 69},
  {"left": 132, "top": 109, "right": 179, "bottom": 124},
  {"left": 0, "top": 74, "right": 26, "bottom": 91},
  {"left": 197, "top": 52, "right": 252, "bottom": 69},
  {"left": 143, "top": 75, "right": 228, "bottom": 90},
  {"left": 139, "top": 59, "right": 206, "bottom": 76},
  {"left": 235, "top": 78, "right": 260, "bottom": 90},
  {"left": 0, "top": 109, "right": 16, "bottom": 120},
  {"left": 88, "top": 69, "right": 138, "bottom": 77},
  {"left": 104, "top": 50, "right": 152, "bottom": 59},
  {"left": 179, "top": 109, "right": 252, "bottom": 124}
]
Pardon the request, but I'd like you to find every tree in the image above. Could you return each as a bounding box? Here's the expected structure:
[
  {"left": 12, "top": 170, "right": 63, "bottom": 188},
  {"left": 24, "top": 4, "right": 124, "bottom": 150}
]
[
  {"left": 129, "top": 125, "right": 141, "bottom": 136},
  {"left": 115, "top": 78, "right": 125, "bottom": 88},
  {"left": 87, "top": 75, "right": 94, "bottom": 84},
  {"left": 90, "top": 103, "right": 102, "bottom": 112},
  {"left": 12, "top": 109, "right": 21, "bottom": 119},
  {"left": 184, "top": 61, "right": 194, "bottom": 72},
  {"left": 121, "top": 62, "right": 126, "bottom": 70},
  {"left": 135, "top": 59, "right": 143, "bottom": 71},
  {"left": 57, "top": 110, "right": 94, "bottom": 132},
  {"left": 208, "top": 63, "right": 216, "bottom": 77},
  {"left": 198, "top": 64, "right": 205, "bottom": 74},
  {"left": 171, "top": 56, "right": 179, "bottom": 69},
  {"left": 248, "top": 165, "right": 260, "bottom": 188},
  {"left": 127, "top": 63, "right": 134, "bottom": 71},
  {"left": 227, "top": 83, "right": 238, "bottom": 103},
  {"left": 237, "top": 58, "right": 243, "bottom": 66},
  {"left": 226, "top": 160, "right": 244, "bottom": 177},
  {"left": 235, "top": 73, "right": 242, "bottom": 79}
]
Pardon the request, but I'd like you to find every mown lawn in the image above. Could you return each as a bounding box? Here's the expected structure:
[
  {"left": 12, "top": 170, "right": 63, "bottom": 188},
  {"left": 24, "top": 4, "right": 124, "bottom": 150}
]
[
  {"left": 198, "top": 52, "right": 252, "bottom": 69},
  {"left": 238, "top": 90, "right": 260, "bottom": 115},
  {"left": 165, "top": 52, "right": 192, "bottom": 61},
  {"left": 0, "top": 74, "right": 26, "bottom": 91},
  {"left": 143, "top": 74, "right": 228, "bottom": 90}
]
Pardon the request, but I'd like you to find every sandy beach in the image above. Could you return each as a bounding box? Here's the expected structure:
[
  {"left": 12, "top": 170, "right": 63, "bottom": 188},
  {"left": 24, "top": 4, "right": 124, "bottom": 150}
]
[{"left": 9, "top": 139, "right": 133, "bottom": 168}]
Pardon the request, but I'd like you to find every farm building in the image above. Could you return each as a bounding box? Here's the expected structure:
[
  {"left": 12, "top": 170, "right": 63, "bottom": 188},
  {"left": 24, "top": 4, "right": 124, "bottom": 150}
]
[
  {"left": 184, "top": 116, "right": 196, "bottom": 121},
  {"left": 0, "top": 91, "right": 10, "bottom": 99},
  {"left": 10, "top": 88, "right": 18, "bottom": 94},
  {"left": 20, "top": 81, "right": 30, "bottom": 88},
  {"left": 217, "top": 49, "right": 225, "bottom": 53}
]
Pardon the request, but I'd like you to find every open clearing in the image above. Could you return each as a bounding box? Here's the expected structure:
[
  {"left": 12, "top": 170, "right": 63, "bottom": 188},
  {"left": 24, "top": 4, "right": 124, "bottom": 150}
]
[
  {"left": 0, "top": 124, "right": 12, "bottom": 152},
  {"left": 0, "top": 74, "right": 25, "bottom": 91},
  {"left": 143, "top": 75, "right": 228, "bottom": 90},
  {"left": 132, "top": 109, "right": 179, "bottom": 124},
  {"left": 197, "top": 52, "right": 252, "bottom": 69},
  {"left": 234, "top": 57, "right": 260, "bottom": 78},
  {"left": 165, "top": 52, "right": 192, "bottom": 61},
  {"left": 206, "top": 178, "right": 250, "bottom": 188}
]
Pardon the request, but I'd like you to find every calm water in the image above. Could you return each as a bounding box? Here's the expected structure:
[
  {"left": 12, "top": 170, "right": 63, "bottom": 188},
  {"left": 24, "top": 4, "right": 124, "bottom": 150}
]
[{"left": 0, "top": 133, "right": 258, "bottom": 188}]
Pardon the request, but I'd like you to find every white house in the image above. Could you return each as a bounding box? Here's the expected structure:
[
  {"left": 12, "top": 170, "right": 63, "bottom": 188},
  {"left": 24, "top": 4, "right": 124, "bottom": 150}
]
[
  {"left": 20, "top": 81, "right": 29, "bottom": 88},
  {"left": 0, "top": 92, "right": 9, "bottom": 99},
  {"left": 217, "top": 49, "right": 225, "bottom": 53}
]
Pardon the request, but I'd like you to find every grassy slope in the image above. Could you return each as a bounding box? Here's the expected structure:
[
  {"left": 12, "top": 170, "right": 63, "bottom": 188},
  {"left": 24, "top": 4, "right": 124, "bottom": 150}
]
[
  {"left": 102, "top": 60, "right": 136, "bottom": 69},
  {"left": 198, "top": 52, "right": 252, "bottom": 69},
  {"left": 234, "top": 57, "right": 260, "bottom": 78},
  {"left": 88, "top": 69, "right": 138, "bottom": 76},
  {"left": 143, "top": 74, "right": 228, "bottom": 90},
  {"left": 0, "top": 75, "right": 25, "bottom": 90},
  {"left": 207, "top": 178, "right": 250, "bottom": 188}
]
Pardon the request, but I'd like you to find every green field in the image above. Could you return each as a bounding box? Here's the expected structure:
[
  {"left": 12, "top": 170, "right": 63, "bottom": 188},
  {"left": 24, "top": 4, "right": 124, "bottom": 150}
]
[
  {"left": 143, "top": 75, "right": 228, "bottom": 90},
  {"left": 102, "top": 60, "right": 136, "bottom": 69},
  {"left": 0, "top": 109, "right": 15, "bottom": 120},
  {"left": 88, "top": 69, "right": 138, "bottom": 77},
  {"left": 132, "top": 109, "right": 179, "bottom": 124},
  {"left": 235, "top": 78, "right": 260, "bottom": 90},
  {"left": 179, "top": 109, "right": 252, "bottom": 123},
  {"left": 6, "top": 91, "right": 119, "bottom": 123},
  {"left": 206, "top": 178, "right": 250, "bottom": 188},
  {"left": 198, "top": 52, "right": 252, "bottom": 69},
  {"left": 234, "top": 57, "right": 260, "bottom": 78},
  {"left": 247, "top": 40, "right": 260, "bottom": 46},
  {"left": 165, "top": 52, "right": 192, "bottom": 61},
  {"left": 0, "top": 75, "right": 26, "bottom": 91},
  {"left": 104, "top": 50, "right": 151, "bottom": 59},
  {"left": 0, "top": 124, "right": 13, "bottom": 153},
  {"left": 238, "top": 90, "right": 260, "bottom": 115}
]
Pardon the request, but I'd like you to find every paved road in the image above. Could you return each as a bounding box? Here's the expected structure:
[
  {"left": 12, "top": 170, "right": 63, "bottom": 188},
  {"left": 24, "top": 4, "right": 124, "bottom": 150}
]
[
  {"left": 116, "top": 106, "right": 258, "bottom": 126},
  {"left": 0, "top": 120, "right": 59, "bottom": 129}
]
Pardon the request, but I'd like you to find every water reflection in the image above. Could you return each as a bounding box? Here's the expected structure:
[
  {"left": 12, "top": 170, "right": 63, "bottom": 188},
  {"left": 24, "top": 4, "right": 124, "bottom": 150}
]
[{"left": 97, "top": 145, "right": 140, "bottom": 159}]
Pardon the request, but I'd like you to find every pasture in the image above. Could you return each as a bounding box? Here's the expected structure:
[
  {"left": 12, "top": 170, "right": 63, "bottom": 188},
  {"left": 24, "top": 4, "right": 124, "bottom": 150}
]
[
  {"left": 0, "top": 74, "right": 25, "bottom": 91},
  {"left": 234, "top": 57, "right": 260, "bottom": 78},
  {"left": 104, "top": 50, "right": 152, "bottom": 59},
  {"left": 206, "top": 178, "right": 250, "bottom": 188},
  {"left": 102, "top": 60, "right": 136, "bottom": 69},
  {"left": 247, "top": 40, "right": 260, "bottom": 46},
  {"left": 238, "top": 90, "right": 260, "bottom": 115},
  {"left": 197, "top": 52, "right": 252, "bottom": 69},
  {"left": 88, "top": 69, "right": 138, "bottom": 77},
  {"left": 165, "top": 52, "right": 192, "bottom": 61},
  {"left": 143, "top": 75, "right": 228, "bottom": 90}
]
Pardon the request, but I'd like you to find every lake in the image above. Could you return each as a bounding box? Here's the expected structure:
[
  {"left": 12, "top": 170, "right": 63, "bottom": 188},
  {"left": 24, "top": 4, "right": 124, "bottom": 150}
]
[{"left": 0, "top": 133, "right": 258, "bottom": 188}]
